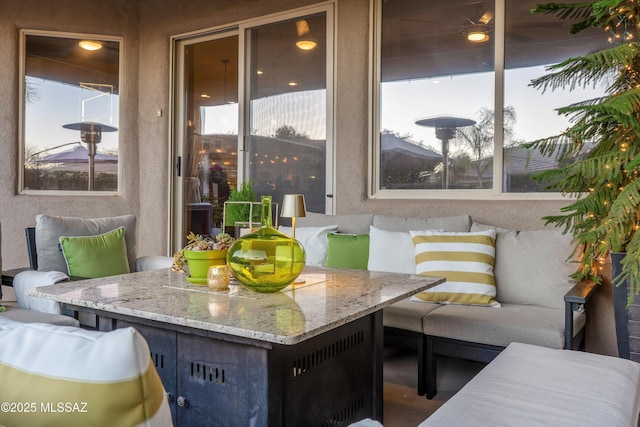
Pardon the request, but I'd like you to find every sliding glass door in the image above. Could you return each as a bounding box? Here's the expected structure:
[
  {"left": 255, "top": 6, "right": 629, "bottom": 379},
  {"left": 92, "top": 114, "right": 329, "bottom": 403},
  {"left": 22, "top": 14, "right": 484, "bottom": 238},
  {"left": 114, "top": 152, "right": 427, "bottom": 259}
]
[
  {"left": 174, "top": 32, "right": 239, "bottom": 246},
  {"left": 172, "top": 6, "right": 333, "bottom": 249},
  {"left": 244, "top": 12, "right": 330, "bottom": 214}
]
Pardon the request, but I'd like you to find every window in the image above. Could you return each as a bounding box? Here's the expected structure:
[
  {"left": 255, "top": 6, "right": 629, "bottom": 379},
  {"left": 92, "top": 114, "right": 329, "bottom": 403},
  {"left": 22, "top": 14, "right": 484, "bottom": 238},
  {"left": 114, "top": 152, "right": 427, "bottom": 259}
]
[
  {"left": 373, "top": 0, "right": 609, "bottom": 198},
  {"left": 20, "top": 30, "right": 121, "bottom": 194}
]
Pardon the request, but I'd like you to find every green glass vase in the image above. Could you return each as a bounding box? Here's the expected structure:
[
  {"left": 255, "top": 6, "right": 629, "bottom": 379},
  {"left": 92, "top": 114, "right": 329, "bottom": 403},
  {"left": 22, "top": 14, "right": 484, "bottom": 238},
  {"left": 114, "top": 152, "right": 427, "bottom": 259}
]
[{"left": 227, "top": 195, "right": 306, "bottom": 292}]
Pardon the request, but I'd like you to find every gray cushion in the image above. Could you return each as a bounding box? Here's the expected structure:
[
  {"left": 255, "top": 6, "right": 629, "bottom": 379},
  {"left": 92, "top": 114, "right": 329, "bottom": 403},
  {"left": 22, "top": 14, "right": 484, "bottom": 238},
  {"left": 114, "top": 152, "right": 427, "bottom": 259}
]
[
  {"left": 420, "top": 342, "right": 640, "bottom": 427},
  {"left": 383, "top": 298, "right": 442, "bottom": 333},
  {"left": 298, "top": 212, "right": 374, "bottom": 234},
  {"left": 372, "top": 214, "right": 471, "bottom": 232},
  {"left": 471, "top": 222, "right": 577, "bottom": 309},
  {"left": 35, "top": 214, "right": 137, "bottom": 273},
  {"left": 0, "top": 306, "right": 79, "bottom": 327},
  {"left": 422, "top": 303, "right": 586, "bottom": 349}
]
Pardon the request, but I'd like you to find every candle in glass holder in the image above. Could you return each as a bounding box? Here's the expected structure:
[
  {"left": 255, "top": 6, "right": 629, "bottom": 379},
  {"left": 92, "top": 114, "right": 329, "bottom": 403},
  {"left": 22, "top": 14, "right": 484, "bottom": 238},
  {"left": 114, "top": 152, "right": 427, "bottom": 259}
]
[{"left": 207, "top": 265, "right": 230, "bottom": 290}]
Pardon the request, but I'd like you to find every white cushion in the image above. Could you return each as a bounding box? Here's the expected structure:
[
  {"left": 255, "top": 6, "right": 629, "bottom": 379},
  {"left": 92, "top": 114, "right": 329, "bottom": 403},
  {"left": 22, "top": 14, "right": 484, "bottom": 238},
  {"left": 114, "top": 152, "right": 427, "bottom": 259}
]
[
  {"left": 0, "top": 317, "right": 172, "bottom": 426},
  {"left": 367, "top": 226, "right": 415, "bottom": 274},
  {"left": 411, "top": 230, "right": 499, "bottom": 307},
  {"left": 278, "top": 225, "right": 338, "bottom": 266},
  {"left": 422, "top": 303, "right": 585, "bottom": 348},
  {"left": 0, "top": 306, "right": 79, "bottom": 327},
  {"left": 383, "top": 298, "right": 441, "bottom": 333},
  {"left": 348, "top": 419, "right": 384, "bottom": 427},
  {"left": 35, "top": 214, "right": 137, "bottom": 273}
]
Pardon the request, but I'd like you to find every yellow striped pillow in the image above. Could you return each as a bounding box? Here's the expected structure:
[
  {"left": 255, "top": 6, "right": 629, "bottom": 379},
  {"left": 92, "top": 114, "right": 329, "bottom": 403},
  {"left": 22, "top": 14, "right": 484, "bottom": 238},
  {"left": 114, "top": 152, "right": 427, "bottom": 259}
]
[
  {"left": 0, "top": 318, "right": 173, "bottom": 427},
  {"left": 410, "top": 229, "right": 499, "bottom": 307}
]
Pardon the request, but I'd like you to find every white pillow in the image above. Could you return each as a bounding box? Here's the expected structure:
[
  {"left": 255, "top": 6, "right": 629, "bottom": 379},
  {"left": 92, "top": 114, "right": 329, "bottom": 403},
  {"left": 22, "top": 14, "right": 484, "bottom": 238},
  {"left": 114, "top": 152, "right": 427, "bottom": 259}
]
[
  {"left": 367, "top": 225, "right": 415, "bottom": 274},
  {"left": 0, "top": 318, "right": 172, "bottom": 426},
  {"left": 278, "top": 225, "right": 338, "bottom": 266}
]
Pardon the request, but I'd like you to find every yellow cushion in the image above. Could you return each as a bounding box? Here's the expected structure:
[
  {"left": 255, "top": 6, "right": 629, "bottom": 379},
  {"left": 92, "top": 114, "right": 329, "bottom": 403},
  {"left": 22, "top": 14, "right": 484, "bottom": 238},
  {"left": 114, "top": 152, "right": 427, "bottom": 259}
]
[{"left": 410, "top": 230, "right": 499, "bottom": 307}]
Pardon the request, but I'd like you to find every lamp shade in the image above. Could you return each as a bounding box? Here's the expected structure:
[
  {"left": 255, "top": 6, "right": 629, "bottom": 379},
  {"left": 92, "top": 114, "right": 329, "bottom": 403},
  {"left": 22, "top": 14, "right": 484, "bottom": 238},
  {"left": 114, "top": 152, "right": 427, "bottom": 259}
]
[{"left": 281, "top": 194, "right": 306, "bottom": 218}]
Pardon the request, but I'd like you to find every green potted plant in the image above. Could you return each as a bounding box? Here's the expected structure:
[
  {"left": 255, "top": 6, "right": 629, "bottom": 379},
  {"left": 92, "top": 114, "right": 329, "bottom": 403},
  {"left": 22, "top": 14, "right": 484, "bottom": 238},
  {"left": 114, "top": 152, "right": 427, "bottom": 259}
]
[
  {"left": 224, "top": 181, "right": 260, "bottom": 235},
  {"left": 172, "top": 231, "right": 235, "bottom": 283},
  {"left": 527, "top": 1, "right": 640, "bottom": 357}
]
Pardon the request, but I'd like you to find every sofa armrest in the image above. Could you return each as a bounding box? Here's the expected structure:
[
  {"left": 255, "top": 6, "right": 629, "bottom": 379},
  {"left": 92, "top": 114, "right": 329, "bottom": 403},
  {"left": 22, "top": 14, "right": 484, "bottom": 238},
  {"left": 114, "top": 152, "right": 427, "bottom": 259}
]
[
  {"left": 564, "top": 280, "right": 597, "bottom": 305},
  {"left": 563, "top": 280, "right": 597, "bottom": 350},
  {"left": 135, "top": 255, "right": 174, "bottom": 272},
  {"left": 12, "top": 270, "right": 69, "bottom": 315}
]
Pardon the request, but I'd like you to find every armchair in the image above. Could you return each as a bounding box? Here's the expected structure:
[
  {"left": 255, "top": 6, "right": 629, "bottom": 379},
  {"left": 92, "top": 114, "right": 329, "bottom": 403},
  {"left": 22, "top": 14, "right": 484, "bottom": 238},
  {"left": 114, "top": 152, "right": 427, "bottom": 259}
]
[
  {"left": 0, "top": 222, "right": 79, "bottom": 327},
  {"left": 12, "top": 214, "right": 173, "bottom": 320}
]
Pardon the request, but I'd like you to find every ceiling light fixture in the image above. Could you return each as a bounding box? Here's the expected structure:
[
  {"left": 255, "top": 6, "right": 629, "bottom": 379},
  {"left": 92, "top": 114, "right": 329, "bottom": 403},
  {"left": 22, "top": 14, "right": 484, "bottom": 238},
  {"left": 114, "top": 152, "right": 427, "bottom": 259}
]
[
  {"left": 295, "top": 19, "right": 317, "bottom": 51},
  {"left": 79, "top": 40, "right": 103, "bottom": 51},
  {"left": 296, "top": 20, "right": 311, "bottom": 36},
  {"left": 296, "top": 40, "right": 317, "bottom": 50},
  {"left": 466, "top": 25, "right": 490, "bottom": 42}
]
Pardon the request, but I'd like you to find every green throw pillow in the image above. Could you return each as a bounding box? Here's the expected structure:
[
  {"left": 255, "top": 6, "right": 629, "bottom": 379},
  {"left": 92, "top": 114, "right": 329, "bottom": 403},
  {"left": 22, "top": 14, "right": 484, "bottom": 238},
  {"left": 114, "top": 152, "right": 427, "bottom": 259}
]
[
  {"left": 59, "top": 227, "right": 130, "bottom": 278},
  {"left": 325, "top": 233, "right": 370, "bottom": 270}
]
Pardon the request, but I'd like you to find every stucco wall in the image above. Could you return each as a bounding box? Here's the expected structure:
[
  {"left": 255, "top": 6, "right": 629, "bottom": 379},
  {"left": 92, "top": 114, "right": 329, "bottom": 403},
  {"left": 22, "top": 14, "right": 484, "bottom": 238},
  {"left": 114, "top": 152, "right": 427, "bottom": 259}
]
[
  {"left": 0, "top": 0, "right": 140, "bottom": 269},
  {"left": 0, "top": 0, "right": 569, "bottom": 265},
  {"left": 0, "top": 0, "right": 615, "bottom": 355}
]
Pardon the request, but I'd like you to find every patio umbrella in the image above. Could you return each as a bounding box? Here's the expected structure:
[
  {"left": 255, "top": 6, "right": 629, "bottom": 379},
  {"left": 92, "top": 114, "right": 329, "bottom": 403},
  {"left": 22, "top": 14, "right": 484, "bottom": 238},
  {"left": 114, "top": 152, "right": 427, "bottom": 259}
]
[
  {"left": 62, "top": 122, "right": 118, "bottom": 190},
  {"left": 36, "top": 144, "right": 118, "bottom": 164},
  {"left": 36, "top": 145, "right": 118, "bottom": 190}
]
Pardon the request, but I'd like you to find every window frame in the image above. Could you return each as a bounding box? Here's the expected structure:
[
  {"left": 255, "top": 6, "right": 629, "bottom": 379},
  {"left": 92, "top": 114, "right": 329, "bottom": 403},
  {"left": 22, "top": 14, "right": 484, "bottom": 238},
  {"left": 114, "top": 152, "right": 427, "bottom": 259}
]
[
  {"left": 18, "top": 29, "right": 123, "bottom": 196},
  {"left": 369, "top": 0, "right": 566, "bottom": 201}
]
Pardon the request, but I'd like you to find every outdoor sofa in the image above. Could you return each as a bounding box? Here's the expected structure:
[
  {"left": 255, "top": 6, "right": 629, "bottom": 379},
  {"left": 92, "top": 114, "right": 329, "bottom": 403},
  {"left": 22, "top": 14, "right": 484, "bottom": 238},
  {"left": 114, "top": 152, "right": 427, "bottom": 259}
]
[{"left": 286, "top": 212, "right": 596, "bottom": 398}]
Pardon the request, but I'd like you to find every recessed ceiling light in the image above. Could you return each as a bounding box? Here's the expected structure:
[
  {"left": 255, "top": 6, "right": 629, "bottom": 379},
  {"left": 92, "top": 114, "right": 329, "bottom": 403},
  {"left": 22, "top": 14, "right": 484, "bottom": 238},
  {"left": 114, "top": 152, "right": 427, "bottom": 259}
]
[
  {"left": 288, "top": 81, "right": 299, "bottom": 86},
  {"left": 200, "top": 94, "right": 210, "bottom": 98},
  {"left": 79, "top": 40, "right": 103, "bottom": 51},
  {"left": 257, "top": 70, "right": 264, "bottom": 75}
]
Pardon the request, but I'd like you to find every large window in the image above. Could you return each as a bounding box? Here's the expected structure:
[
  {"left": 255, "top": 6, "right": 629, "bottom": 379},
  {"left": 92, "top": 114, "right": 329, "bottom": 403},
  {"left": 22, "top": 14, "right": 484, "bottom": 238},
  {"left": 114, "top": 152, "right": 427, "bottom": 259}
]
[
  {"left": 20, "top": 30, "right": 121, "bottom": 194},
  {"left": 373, "top": 0, "right": 609, "bottom": 197}
]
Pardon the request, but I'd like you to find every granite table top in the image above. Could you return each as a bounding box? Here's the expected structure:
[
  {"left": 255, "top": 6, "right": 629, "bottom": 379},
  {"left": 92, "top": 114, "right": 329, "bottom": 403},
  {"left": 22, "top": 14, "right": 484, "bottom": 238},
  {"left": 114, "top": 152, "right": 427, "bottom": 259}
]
[{"left": 27, "top": 266, "right": 444, "bottom": 345}]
